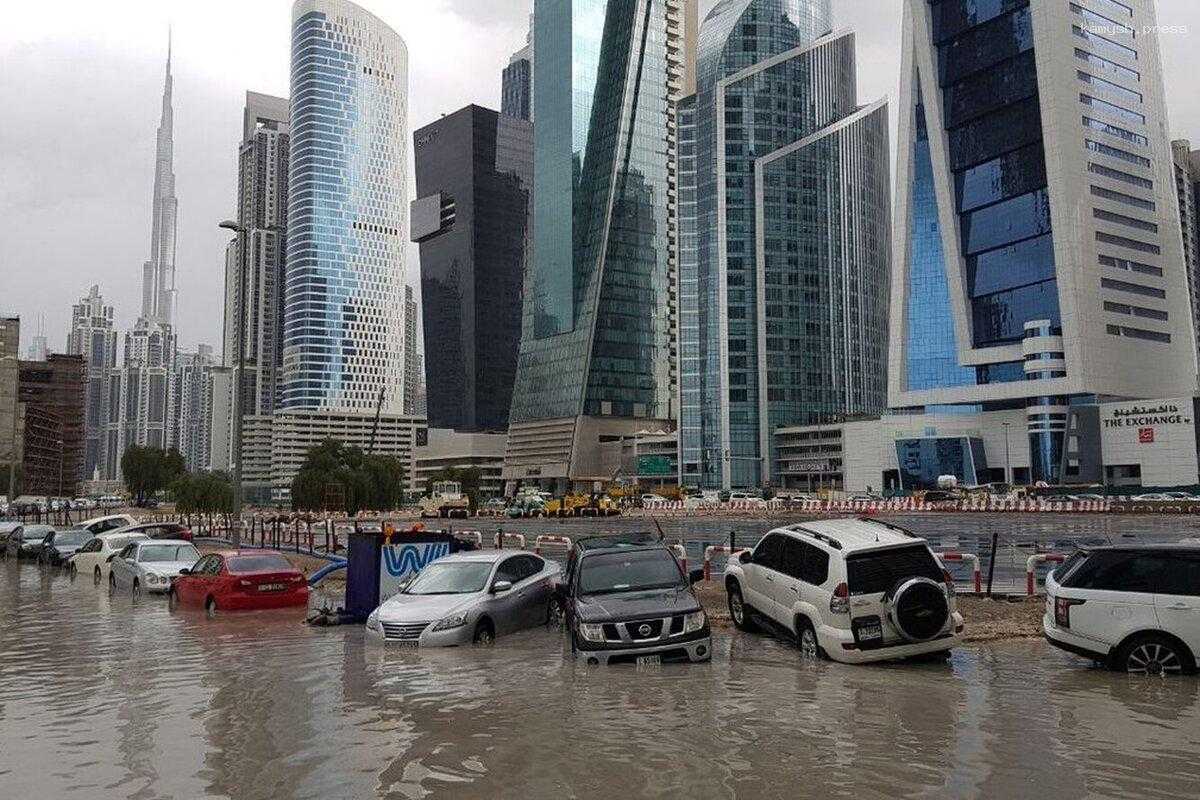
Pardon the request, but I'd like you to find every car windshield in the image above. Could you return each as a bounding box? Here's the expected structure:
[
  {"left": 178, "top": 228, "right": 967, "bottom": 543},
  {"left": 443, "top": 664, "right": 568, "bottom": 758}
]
[
  {"left": 578, "top": 550, "right": 683, "bottom": 595},
  {"left": 24, "top": 527, "right": 53, "bottom": 540},
  {"left": 404, "top": 561, "right": 492, "bottom": 595},
  {"left": 227, "top": 555, "right": 294, "bottom": 574},
  {"left": 55, "top": 531, "right": 92, "bottom": 546},
  {"left": 137, "top": 544, "right": 199, "bottom": 563}
]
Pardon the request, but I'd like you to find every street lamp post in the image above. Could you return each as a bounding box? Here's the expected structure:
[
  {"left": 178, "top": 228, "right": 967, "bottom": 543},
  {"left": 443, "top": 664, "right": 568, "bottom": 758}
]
[
  {"left": 1001, "top": 422, "right": 1012, "bottom": 485},
  {"left": 218, "top": 219, "right": 280, "bottom": 545}
]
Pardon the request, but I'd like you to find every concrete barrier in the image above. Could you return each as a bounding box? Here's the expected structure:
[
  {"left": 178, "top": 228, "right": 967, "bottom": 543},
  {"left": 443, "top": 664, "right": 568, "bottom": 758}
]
[
  {"left": 937, "top": 551, "right": 982, "bottom": 593},
  {"left": 534, "top": 535, "right": 572, "bottom": 556},
  {"left": 703, "top": 545, "right": 747, "bottom": 581},
  {"left": 1026, "top": 553, "right": 1067, "bottom": 595},
  {"left": 493, "top": 531, "right": 527, "bottom": 550}
]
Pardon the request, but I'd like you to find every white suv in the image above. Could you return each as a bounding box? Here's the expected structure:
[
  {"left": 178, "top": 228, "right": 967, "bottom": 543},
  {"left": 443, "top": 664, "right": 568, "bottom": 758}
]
[
  {"left": 1043, "top": 544, "right": 1199, "bottom": 675},
  {"left": 724, "top": 518, "right": 964, "bottom": 664}
]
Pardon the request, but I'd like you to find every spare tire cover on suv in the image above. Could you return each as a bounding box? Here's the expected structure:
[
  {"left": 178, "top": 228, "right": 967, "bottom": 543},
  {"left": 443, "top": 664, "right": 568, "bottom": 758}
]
[{"left": 889, "top": 578, "right": 950, "bottom": 642}]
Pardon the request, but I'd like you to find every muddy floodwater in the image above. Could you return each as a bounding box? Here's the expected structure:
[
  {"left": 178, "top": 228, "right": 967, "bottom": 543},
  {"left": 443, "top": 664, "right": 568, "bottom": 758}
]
[{"left": 2, "top": 560, "right": 1198, "bottom": 800}]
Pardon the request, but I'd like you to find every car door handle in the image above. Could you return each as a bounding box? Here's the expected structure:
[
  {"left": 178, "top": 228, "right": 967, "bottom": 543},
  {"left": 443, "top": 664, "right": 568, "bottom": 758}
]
[
  {"left": 789, "top": 586, "right": 798, "bottom": 593},
  {"left": 764, "top": 575, "right": 774, "bottom": 582},
  {"left": 1165, "top": 603, "right": 1193, "bottom": 610}
]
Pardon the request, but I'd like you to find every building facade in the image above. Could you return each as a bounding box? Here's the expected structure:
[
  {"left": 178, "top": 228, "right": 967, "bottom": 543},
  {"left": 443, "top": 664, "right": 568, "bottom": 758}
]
[
  {"left": 18, "top": 354, "right": 86, "bottom": 496},
  {"left": 1171, "top": 139, "right": 1200, "bottom": 352},
  {"left": 889, "top": 0, "right": 1198, "bottom": 484},
  {"left": 501, "top": 16, "right": 532, "bottom": 122},
  {"left": 503, "top": 0, "right": 689, "bottom": 493},
  {"left": 414, "top": 428, "right": 507, "bottom": 497},
  {"left": 104, "top": 320, "right": 177, "bottom": 478},
  {"left": 678, "top": 0, "right": 891, "bottom": 491},
  {"left": 402, "top": 285, "right": 425, "bottom": 417},
  {"left": 283, "top": 0, "right": 410, "bottom": 415},
  {"left": 227, "top": 92, "right": 290, "bottom": 420},
  {"left": 174, "top": 345, "right": 217, "bottom": 471},
  {"left": 66, "top": 285, "right": 118, "bottom": 479},
  {"left": 1, "top": 317, "right": 21, "bottom": 498},
  {"left": 411, "top": 105, "right": 531, "bottom": 433}
]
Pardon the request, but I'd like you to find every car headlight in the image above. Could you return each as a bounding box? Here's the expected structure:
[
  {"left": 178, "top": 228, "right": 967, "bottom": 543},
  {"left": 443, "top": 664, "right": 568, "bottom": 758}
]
[
  {"left": 431, "top": 613, "right": 467, "bottom": 632},
  {"left": 365, "top": 610, "right": 381, "bottom": 632},
  {"left": 577, "top": 622, "right": 606, "bottom": 642},
  {"left": 683, "top": 610, "right": 707, "bottom": 634}
]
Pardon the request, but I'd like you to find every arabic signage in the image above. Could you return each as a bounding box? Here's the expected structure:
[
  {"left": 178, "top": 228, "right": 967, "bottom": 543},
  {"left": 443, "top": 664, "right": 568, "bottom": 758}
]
[
  {"left": 637, "top": 455, "right": 675, "bottom": 476},
  {"left": 1102, "top": 400, "right": 1192, "bottom": 435},
  {"left": 785, "top": 459, "right": 832, "bottom": 473},
  {"left": 379, "top": 541, "right": 450, "bottom": 601}
]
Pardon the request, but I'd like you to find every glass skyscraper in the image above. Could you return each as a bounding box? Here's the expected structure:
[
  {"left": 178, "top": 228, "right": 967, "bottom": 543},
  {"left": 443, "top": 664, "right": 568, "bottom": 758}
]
[
  {"left": 283, "top": 0, "right": 410, "bottom": 415},
  {"left": 503, "top": 0, "right": 688, "bottom": 492},
  {"left": 678, "top": 0, "right": 891, "bottom": 490},
  {"left": 890, "top": 0, "right": 1197, "bottom": 483}
]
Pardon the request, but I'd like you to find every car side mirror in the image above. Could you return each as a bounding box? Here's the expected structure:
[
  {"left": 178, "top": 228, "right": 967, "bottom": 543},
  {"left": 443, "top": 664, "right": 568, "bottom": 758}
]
[
  {"left": 106, "top": 554, "right": 118, "bottom": 563},
  {"left": 491, "top": 580, "right": 513, "bottom": 594},
  {"left": 738, "top": 550, "right": 753, "bottom": 564},
  {"left": 689, "top": 568, "right": 704, "bottom": 585},
  {"left": 178, "top": 567, "right": 190, "bottom": 575}
]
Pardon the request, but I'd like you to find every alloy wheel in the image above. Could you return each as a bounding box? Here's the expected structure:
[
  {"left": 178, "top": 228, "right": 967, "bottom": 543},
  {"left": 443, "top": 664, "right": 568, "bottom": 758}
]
[
  {"left": 93, "top": 567, "right": 101, "bottom": 586},
  {"left": 473, "top": 623, "right": 494, "bottom": 646},
  {"left": 729, "top": 588, "right": 745, "bottom": 626},
  {"left": 1126, "top": 642, "right": 1184, "bottom": 676}
]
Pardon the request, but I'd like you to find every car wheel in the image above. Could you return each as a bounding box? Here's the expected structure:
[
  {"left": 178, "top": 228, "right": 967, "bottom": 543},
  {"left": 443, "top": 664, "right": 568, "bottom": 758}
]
[
  {"left": 727, "top": 581, "right": 757, "bottom": 632},
  {"left": 93, "top": 566, "right": 102, "bottom": 586},
  {"left": 472, "top": 620, "right": 494, "bottom": 646},
  {"left": 1117, "top": 634, "right": 1193, "bottom": 676},
  {"left": 108, "top": 572, "right": 117, "bottom": 595},
  {"left": 167, "top": 589, "right": 180, "bottom": 612},
  {"left": 796, "top": 618, "right": 823, "bottom": 661},
  {"left": 205, "top": 597, "right": 218, "bottom": 617},
  {"left": 68, "top": 562, "right": 77, "bottom": 580},
  {"left": 131, "top": 579, "right": 141, "bottom": 600}
]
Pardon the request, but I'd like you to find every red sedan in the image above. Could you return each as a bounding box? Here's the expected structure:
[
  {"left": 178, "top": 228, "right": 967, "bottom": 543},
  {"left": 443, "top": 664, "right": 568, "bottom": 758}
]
[{"left": 169, "top": 551, "right": 310, "bottom": 613}]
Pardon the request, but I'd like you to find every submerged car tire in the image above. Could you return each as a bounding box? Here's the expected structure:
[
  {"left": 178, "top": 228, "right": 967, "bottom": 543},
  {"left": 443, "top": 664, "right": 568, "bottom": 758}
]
[
  {"left": 131, "top": 579, "right": 141, "bottom": 600},
  {"left": 205, "top": 597, "right": 218, "bottom": 617},
  {"left": 93, "top": 566, "right": 102, "bottom": 586},
  {"left": 167, "top": 588, "right": 180, "bottom": 612},
  {"left": 68, "top": 561, "right": 77, "bottom": 580},
  {"left": 1116, "top": 633, "right": 1194, "bottom": 676},
  {"left": 796, "top": 617, "right": 824, "bottom": 661},
  {"left": 546, "top": 598, "right": 564, "bottom": 628},
  {"left": 727, "top": 581, "right": 757, "bottom": 632},
  {"left": 108, "top": 572, "right": 116, "bottom": 595},
  {"left": 473, "top": 619, "right": 494, "bottom": 646}
]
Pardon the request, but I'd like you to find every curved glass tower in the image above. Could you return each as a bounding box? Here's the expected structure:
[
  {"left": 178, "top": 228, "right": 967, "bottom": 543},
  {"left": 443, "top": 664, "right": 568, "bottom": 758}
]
[
  {"left": 679, "top": 0, "right": 890, "bottom": 489},
  {"left": 283, "top": 0, "right": 409, "bottom": 414}
]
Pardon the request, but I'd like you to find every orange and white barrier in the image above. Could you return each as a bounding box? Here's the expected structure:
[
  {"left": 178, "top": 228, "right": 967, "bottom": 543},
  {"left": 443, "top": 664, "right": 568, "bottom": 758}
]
[
  {"left": 534, "top": 534, "right": 572, "bottom": 556},
  {"left": 493, "top": 531, "right": 528, "bottom": 550},
  {"left": 937, "top": 551, "right": 982, "bottom": 593},
  {"left": 703, "top": 545, "right": 748, "bottom": 581},
  {"left": 1026, "top": 553, "right": 1067, "bottom": 595}
]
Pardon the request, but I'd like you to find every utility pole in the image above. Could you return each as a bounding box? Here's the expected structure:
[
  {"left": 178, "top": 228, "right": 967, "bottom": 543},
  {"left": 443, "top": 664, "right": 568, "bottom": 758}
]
[{"left": 1001, "top": 421, "right": 1012, "bottom": 485}]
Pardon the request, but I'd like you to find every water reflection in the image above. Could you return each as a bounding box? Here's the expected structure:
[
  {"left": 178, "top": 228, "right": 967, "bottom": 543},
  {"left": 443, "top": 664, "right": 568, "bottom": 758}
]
[{"left": 1, "top": 562, "right": 1198, "bottom": 799}]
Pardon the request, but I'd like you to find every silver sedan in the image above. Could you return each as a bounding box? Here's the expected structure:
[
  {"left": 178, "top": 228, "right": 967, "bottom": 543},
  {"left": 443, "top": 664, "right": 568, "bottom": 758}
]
[{"left": 366, "top": 550, "right": 561, "bottom": 646}]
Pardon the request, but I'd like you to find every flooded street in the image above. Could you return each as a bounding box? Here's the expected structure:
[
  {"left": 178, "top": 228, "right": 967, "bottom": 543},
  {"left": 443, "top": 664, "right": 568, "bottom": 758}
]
[{"left": 2, "top": 559, "right": 1198, "bottom": 799}]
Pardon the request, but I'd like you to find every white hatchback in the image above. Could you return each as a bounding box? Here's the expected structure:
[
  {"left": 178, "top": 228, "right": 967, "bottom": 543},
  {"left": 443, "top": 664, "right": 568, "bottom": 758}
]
[
  {"left": 1044, "top": 544, "right": 1200, "bottom": 675},
  {"left": 725, "top": 518, "right": 964, "bottom": 664}
]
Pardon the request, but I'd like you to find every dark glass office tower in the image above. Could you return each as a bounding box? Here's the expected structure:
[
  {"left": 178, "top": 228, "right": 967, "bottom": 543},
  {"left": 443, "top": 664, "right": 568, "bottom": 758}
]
[{"left": 411, "top": 105, "right": 532, "bottom": 432}]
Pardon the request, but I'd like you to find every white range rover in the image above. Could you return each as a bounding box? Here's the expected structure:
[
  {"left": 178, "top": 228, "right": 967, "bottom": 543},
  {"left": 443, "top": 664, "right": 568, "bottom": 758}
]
[{"left": 724, "top": 518, "right": 964, "bottom": 663}]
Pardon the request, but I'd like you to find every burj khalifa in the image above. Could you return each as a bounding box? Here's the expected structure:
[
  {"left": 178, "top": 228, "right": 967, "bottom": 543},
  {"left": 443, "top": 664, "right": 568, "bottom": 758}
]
[{"left": 142, "top": 33, "right": 178, "bottom": 326}]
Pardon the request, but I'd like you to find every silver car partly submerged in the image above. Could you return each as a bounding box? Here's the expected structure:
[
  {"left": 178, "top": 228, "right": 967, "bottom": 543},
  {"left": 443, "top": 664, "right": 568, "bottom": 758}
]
[{"left": 366, "top": 550, "right": 561, "bottom": 646}]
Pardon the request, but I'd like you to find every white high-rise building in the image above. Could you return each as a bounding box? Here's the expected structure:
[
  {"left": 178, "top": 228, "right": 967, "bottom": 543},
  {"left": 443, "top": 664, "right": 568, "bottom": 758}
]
[
  {"left": 174, "top": 344, "right": 217, "bottom": 471},
  {"left": 105, "top": 320, "right": 177, "bottom": 477},
  {"left": 66, "top": 285, "right": 118, "bottom": 478},
  {"left": 282, "top": 0, "right": 409, "bottom": 415},
  {"left": 142, "top": 33, "right": 178, "bottom": 327},
  {"left": 888, "top": 0, "right": 1198, "bottom": 484}
]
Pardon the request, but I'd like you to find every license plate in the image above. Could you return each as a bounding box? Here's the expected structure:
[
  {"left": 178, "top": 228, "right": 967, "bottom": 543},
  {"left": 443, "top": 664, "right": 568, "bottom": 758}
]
[
  {"left": 636, "top": 655, "right": 662, "bottom": 666},
  {"left": 857, "top": 622, "right": 883, "bottom": 641},
  {"left": 259, "top": 583, "right": 288, "bottom": 592}
]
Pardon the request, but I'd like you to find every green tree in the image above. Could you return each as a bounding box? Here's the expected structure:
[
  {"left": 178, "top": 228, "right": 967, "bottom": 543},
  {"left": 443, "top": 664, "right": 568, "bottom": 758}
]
[
  {"left": 172, "top": 471, "right": 235, "bottom": 515},
  {"left": 121, "top": 445, "right": 186, "bottom": 505},
  {"left": 290, "top": 439, "right": 407, "bottom": 514},
  {"left": 423, "top": 466, "right": 483, "bottom": 510}
]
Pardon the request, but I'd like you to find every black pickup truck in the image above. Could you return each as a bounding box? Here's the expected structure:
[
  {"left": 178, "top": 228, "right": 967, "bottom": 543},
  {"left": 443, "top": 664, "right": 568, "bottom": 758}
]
[{"left": 558, "top": 533, "right": 711, "bottom": 665}]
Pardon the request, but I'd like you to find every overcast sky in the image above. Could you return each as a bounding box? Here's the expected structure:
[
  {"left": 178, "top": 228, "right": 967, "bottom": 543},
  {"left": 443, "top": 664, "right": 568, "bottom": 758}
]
[{"left": 3, "top": 0, "right": 1200, "bottom": 354}]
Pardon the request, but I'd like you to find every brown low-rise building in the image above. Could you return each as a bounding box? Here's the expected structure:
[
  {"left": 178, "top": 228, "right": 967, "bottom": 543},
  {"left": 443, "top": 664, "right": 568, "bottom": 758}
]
[{"left": 19, "top": 354, "right": 85, "bottom": 496}]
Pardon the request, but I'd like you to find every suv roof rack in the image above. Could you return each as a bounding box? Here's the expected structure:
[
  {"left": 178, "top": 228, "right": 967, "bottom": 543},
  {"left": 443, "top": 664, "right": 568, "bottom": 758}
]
[
  {"left": 857, "top": 517, "right": 920, "bottom": 539},
  {"left": 787, "top": 524, "right": 843, "bottom": 550}
]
